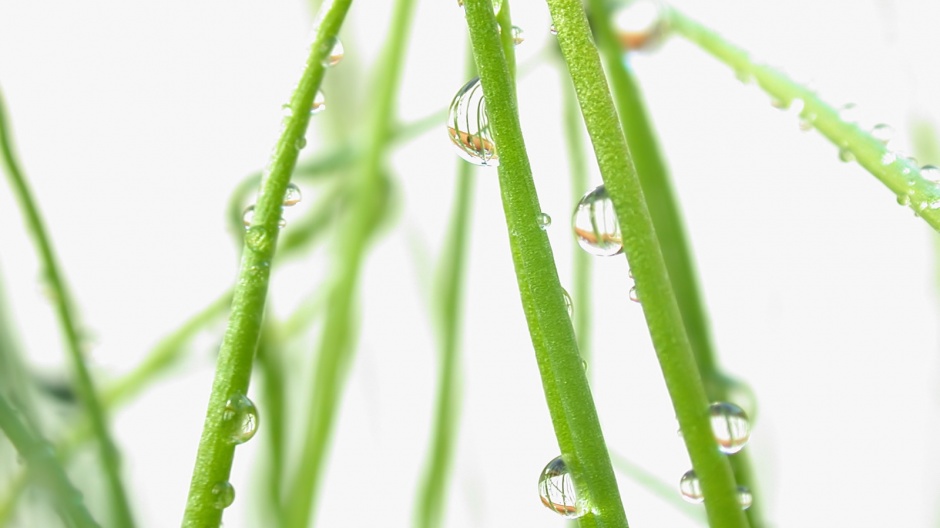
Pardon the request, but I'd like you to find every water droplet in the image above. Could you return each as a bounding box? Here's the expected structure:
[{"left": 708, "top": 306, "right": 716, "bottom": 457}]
[
  {"left": 281, "top": 104, "right": 293, "bottom": 118},
  {"left": 550, "top": 24, "right": 558, "bottom": 35},
  {"left": 211, "top": 481, "right": 235, "bottom": 509},
  {"left": 581, "top": 358, "right": 588, "bottom": 372},
  {"left": 538, "top": 456, "right": 583, "bottom": 518},
  {"left": 881, "top": 151, "right": 898, "bottom": 165},
  {"left": 628, "top": 286, "right": 639, "bottom": 303},
  {"left": 242, "top": 205, "right": 256, "bottom": 227},
  {"left": 245, "top": 226, "right": 272, "bottom": 253},
  {"left": 572, "top": 185, "right": 623, "bottom": 257},
  {"left": 562, "top": 289, "right": 573, "bottom": 318},
  {"left": 929, "top": 199, "right": 940, "bottom": 210},
  {"left": 709, "top": 401, "right": 750, "bottom": 454},
  {"left": 320, "top": 36, "right": 344, "bottom": 68},
  {"left": 538, "top": 212, "right": 552, "bottom": 230},
  {"left": 222, "top": 394, "right": 259, "bottom": 445},
  {"left": 897, "top": 193, "right": 911, "bottom": 206},
  {"left": 447, "top": 77, "right": 498, "bottom": 166},
  {"left": 838, "top": 103, "right": 860, "bottom": 125},
  {"left": 612, "top": 0, "right": 667, "bottom": 52},
  {"left": 921, "top": 165, "right": 940, "bottom": 184},
  {"left": 311, "top": 91, "right": 326, "bottom": 115},
  {"left": 511, "top": 25, "right": 525, "bottom": 45},
  {"left": 678, "top": 470, "right": 703, "bottom": 504},
  {"left": 284, "top": 183, "right": 302, "bottom": 206},
  {"left": 294, "top": 136, "right": 307, "bottom": 150},
  {"left": 770, "top": 97, "right": 787, "bottom": 110},
  {"left": 838, "top": 147, "right": 855, "bottom": 163},
  {"left": 737, "top": 486, "right": 753, "bottom": 510},
  {"left": 870, "top": 123, "right": 895, "bottom": 145},
  {"left": 278, "top": 216, "right": 287, "bottom": 229}
]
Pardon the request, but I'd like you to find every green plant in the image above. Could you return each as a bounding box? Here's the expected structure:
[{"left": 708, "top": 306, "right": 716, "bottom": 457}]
[{"left": 0, "top": 0, "right": 937, "bottom": 527}]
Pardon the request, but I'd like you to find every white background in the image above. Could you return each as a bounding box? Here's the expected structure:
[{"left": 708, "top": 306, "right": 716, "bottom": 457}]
[{"left": 1, "top": 0, "right": 939, "bottom": 526}]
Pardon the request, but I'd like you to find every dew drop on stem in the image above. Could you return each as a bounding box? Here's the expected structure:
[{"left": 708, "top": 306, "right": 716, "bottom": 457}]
[
  {"left": 921, "top": 165, "right": 940, "bottom": 184},
  {"left": 678, "top": 470, "right": 703, "bottom": 503},
  {"left": 242, "top": 205, "right": 256, "bottom": 228},
  {"left": 284, "top": 183, "right": 302, "bottom": 206},
  {"left": 447, "top": 77, "right": 498, "bottom": 166},
  {"left": 709, "top": 401, "right": 750, "bottom": 454},
  {"left": 628, "top": 285, "right": 639, "bottom": 303},
  {"left": 538, "top": 456, "right": 583, "bottom": 518},
  {"left": 572, "top": 185, "right": 623, "bottom": 257},
  {"left": 870, "top": 123, "right": 895, "bottom": 145},
  {"left": 550, "top": 24, "right": 558, "bottom": 35},
  {"left": 211, "top": 481, "right": 235, "bottom": 509},
  {"left": 562, "top": 288, "right": 573, "bottom": 318},
  {"left": 737, "top": 486, "right": 753, "bottom": 510},
  {"left": 311, "top": 90, "right": 326, "bottom": 115},
  {"left": 222, "top": 394, "right": 259, "bottom": 445},
  {"left": 511, "top": 25, "right": 525, "bottom": 45},
  {"left": 320, "top": 36, "right": 344, "bottom": 68},
  {"left": 838, "top": 147, "right": 855, "bottom": 163},
  {"left": 538, "top": 212, "right": 551, "bottom": 230}
]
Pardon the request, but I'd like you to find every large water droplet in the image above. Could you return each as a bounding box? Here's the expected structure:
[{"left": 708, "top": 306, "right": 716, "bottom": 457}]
[
  {"left": 612, "top": 0, "right": 667, "bottom": 51},
  {"left": 511, "top": 25, "right": 525, "bottom": 45},
  {"left": 709, "top": 401, "right": 750, "bottom": 454},
  {"left": 211, "top": 481, "right": 235, "bottom": 509},
  {"left": 311, "top": 91, "right": 326, "bottom": 115},
  {"left": 320, "top": 36, "right": 344, "bottom": 68},
  {"left": 538, "top": 212, "right": 552, "bottom": 230},
  {"left": 284, "top": 183, "right": 302, "bottom": 206},
  {"left": 222, "top": 394, "right": 259, "bottom": 445},
  {"left": 678, "top": 470, "right": 703, "bottom": 503},
  {"left": 572, "top": 185, "right": 623, "bottom": 257},
  {"left": 737, "top": 486, "right": 753, "bottom": 510},
  {"left": 538, "top": 456, "right": 583, "bottom": 518},
  {"left": 447, "top": 77, "right": 498, "bottom": 166}
]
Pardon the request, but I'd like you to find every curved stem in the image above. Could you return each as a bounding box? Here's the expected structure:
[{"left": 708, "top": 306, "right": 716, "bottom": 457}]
[
  {"left": 464, "top": 1, "right": 627, "bottom": 526},
  {"left": 671, "top": 10, "right": 940, "bottom": 232},
  {"left": 0, "top": 85, "right": 135, "bottom": 528},
  {"left": 543, "top": 1, "right": 747, "bottom": 526},
  {"left": 283, "top": 0, "right": 418, "bottom": 525},
  {"left": 180, "top": 1, "right": 354, "bottom": 525}
]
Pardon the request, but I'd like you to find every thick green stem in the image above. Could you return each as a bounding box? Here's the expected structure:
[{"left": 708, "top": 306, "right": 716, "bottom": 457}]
[
  {"left": 0, "top": 394, "right": 100, "bottom": 528},
  {"left": 464, "top": 1, "right": 627, "bottom": 526},
  {"left": 544, "top": 1, "right": 747, "bottom": 526},
  {"left": 672, "top": 10, "right": 940, "bottom": 232},
  {"left": 180, "top": 2, "right": 354, "bottom": 525},
  {"left": 283, "top": 0, "right": 417, "bottom": 525},
  {"left": 0, "top": 86, "right": 135, "bottom": 528}
]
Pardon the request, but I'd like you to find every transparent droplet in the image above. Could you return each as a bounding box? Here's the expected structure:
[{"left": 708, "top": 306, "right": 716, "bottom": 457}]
[
  {"left": 737, "top": 486, "right": 753, "bottom": 510},
  {"left": 921, "top": 165, "right": 940, "bottom": 184},
  {"left": 538, "top": 456, "right": 583, "bottom": 518},
  {"left": 538, "top": 212, "right": 552, "bottom": 230},
  {"left": 581, "top": 358, "right": 588, "bottom": 372},
  {"left": 242, "top": 205, "right": 256, "bottom": 228},
  {"left": 311, "top": 91, "right": 326, "bottom": 115},
  {"left": 222, "top": 394, "right": 259, "bottom": 445},
  {"left": 211, "top": 481, "right": 235, "bottom": 509},
  {"left": 798, "top": 112, "right": 816, "bottom": 132},
  {"left": 447, "top": 77, "right": 498, "bottom": 166},
  {"left": 511, "top": 25, "right": 525, "bottom": 45},
  {"left": 281, "top": 103, "right": 294, "bottom": 118},
  {"left": 881, "top": 151, "right": 898, "bottom": 165},
  {"left": 628, "top": 285, "right": 639, "bottom": 303},
  {"left": 838, "top": 147, "right": 855, "bottom": 163},
  {"left": 294, "top": 136, "right": 307, "bottom": 150},
  {"left": 244, "top": 226, "right": 272, "bottom": 253},
  {"left": 320, "top": 36, "right": 344, "bottom": 68},
  {"left": 838, "top": 103, "right": 860, "bottom": 124},
  {"left": 550, "top": 24, "right": 558, "bottom": 35},
  {"left": 612, "top": 0, "right": 668, "bottom": 52},
  {"left": 897, "top": 193, "right": 912, "bottom": 206},
  {"left": 678, "top": 470, "right": 703, "bottom": 504},
  {"left": 562, "top": 288, "right": 573, "bottom": 318},
  {"left": 284, "top": 183, "right": 302, "bottom": 206},
  {"left": 572, "top": 185, "right": 623, "bottom": 257},
  {"left": 870, "top": 123, "right": 895, "bottom": 145},
  {"left": 709, "top": 401, "right": 750, "bottom": 454},
  {"left": 278, "top": 216, "right": 287, "bottom": 229}
]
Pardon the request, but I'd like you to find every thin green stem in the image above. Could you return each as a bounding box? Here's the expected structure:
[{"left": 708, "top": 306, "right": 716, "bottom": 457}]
[
  {"left": 0, "top": 85, "right": 135, "bottom": 528},
  {"left": 255, "top": 320, "right": 287, "bottom": 525},
  {"left": 283, "top": 0, "right": 418, "bottom": 525},
  {"left": 544, "top": 1, "right": 747, "bottom": 526},
  {"left": 495, "top": 2, "right": 516, "bottom": 82},
  {"left": 671, "top": 10, "right": 940, "bottom": 232},
  {"left": 0, "top": 394, "right": 100, "bottom": 528},
  {"left": 180, "top": 2, "right": 354, "bottom": 525},
  {"left": 463, "top": 1, "right": 627, "bottom": 526}
]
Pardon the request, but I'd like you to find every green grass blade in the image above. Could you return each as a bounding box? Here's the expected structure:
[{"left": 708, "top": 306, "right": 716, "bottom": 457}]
[
  {"left": 542, "top": 1, "right": 747, "bottom": 525},
  {"left": 463, "top": 1, "right": 628, "bottom": 526},
  {"left": 0, "top": 85, "right": 136, "bottom": 528}
]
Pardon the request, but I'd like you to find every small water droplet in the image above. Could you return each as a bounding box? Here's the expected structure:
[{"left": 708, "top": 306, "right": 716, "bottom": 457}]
[
  {"left": 870, "top": 123, "right": 895, "bottom": 145},
  {"left": 284, "top": 183, "right": 302, "bottom": 206},
  {"left": 245, "top": 226, "right": 272, "bottom": 253},
  {"left": 628, "top": 286, "right": 639, "bottom": 303},
  {"left": 550, "top": 24, "right": 558, "bottom": 35},
  {"left": 572, "top": 185, "right": 623, "bottom": 257},
  {"left": 562, "top": 288, "right": 573, "bottom": 318},
  {"left": 278, "top": 216, "right": 287, "bottom": 229},
  {"left": 881, "top": 151, "right": 898, "bottom": 165},
  {"left": 222, "top": 394, "right": 259, "bottom": 445},
  {"left": 295, "top": 137, "right": 307, "bottom": 150},
  {"left": 921, "top": 165, "right": 940, "bottom": 184},
  {"left": 320, "top": 36, "right": 344, "bottom": 68},
  {"left": 929, "top": 199, "right": 940, "bottom": 210},
  {"left": 281, "top": 104, "right": 293, "bottom": 118},
  {"left": 311, "top": 91, "right": 326, "bottom": 115},
  {"left": 737, "top": 486, "right": 753, "bottom": 510},
  {"left": 770, "top": 97, "right": 787, "bottom": 110},
  {"left": 581, "top": 358, "right": 588, "bottom": 372},
  {"left": 612, "top": 0, "right": 667, "bottom": 51},
  {"left": 897, "top": 193, "right": 911, "bottom": 206},
  {"left": 538, "top": 212, "right": 552, "bottom": 230},
  {"left": 679, "top": 470, "right": 703, "bottom": 504},
  {"left": 447, "top": 77, "right": 498, "bottom": 166},
  {"left": 211, "top": 481, "right": 235, "bottom": 509},
  {"left": 242, "top": 205, "right": 256, "bottom": 227},
  {"left": 838, "top": 147, "right": 855, "bottom": 163},
  {"left": 511, "top": 25, "right": 525, "bottom": 45},
  {"left": 538, "top": 456, "right": 583, "bottom": 518},
  {"left": 709, "top": 401, "right": 750, "bottom": 454},
  {"left": 838, "top": 103, "right": 859, "bottom": 125}
]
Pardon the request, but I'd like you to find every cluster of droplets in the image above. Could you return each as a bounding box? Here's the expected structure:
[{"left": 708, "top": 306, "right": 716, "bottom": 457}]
[
  {"left": 537, "top": 456, "right": 584, "bottom": 518},
  {"left": 242, "top": 183, "right": 303, "bottom": 251},
  {"left": 612, "top": 0, "right": 669, "bottom": 52},
  {"left": 447, "top": 77, "right": 498, "bottom": 166},
  {"left": 676, "top": 401, "right": 752, "bottom": 509}
]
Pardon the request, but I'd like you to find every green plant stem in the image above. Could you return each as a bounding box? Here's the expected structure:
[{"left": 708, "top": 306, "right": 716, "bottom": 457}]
[
  {"left": 283, "top": 0, "right": 417, "bottom": 525},
  {"left": 255, "top": 320, "right": 287, "bottom": 525},
  {"left": 495, "top": 2, "right": 516, "bottom": 82},
  {"left": 561, "top": 71, "right": 592, "bottom": 360},
  {"left": 0, "top": 86, "right": 135, "bottom": 528},
  {"left": 0, "top": 394, "right": 100, "bottom": 528},
  {"left": 413, "top": 147, "right": 475, "bottom": 528},
  {"left": 587, "top": 5, "right": 765, "bottom": 525},
  {"left": 671, "top": 10, "right": 940, "bottom": 232},
  {"left": 180, "top": 2, "right": 353, "bottom": 525},
  {"left": 543, "top": 1, "right": 747, "bottom": 526},
  {"left": 463, "top": 2, "right": 627, "bottom": 527}
]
